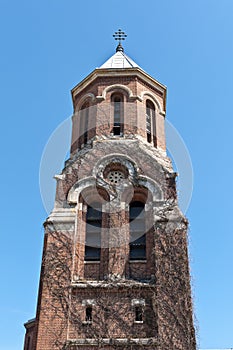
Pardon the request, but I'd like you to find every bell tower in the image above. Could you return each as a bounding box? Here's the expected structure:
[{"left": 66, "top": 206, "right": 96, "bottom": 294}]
[{"left": 24, "top": 31, "right": 196, "bottom": 350}]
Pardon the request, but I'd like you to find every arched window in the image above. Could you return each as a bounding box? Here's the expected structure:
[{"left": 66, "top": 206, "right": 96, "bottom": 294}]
[
  {"left": 129, "top": 201, "right": 146, "bottom": 260},
  {"left": 80, "top": 101, "right": 89, "bottom": 144},
  {"left": 85, "top": 202, "right": 102, "bottom": 261},
  {"left": 112, "top": 94, "right": 123, "bottom": 135},
  {"left": 146, "top": 100, "right": 156, "bottom": 144}
]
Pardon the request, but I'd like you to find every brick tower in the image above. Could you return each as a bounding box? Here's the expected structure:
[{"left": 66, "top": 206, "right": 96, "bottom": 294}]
[{"left": 24, "top": 32, "right": 196, "bottom": 350}]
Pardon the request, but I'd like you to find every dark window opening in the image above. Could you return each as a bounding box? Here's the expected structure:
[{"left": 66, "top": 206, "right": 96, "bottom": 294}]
[
  {"left": 85, "top": 246, "right": 101, "bottom": 261},
  {"left": 147, "top": 132, "right": 151, "bottom": 143},
  {"left": 135, "top": 306, "right": 143, "bottom": 322},
  {"left": 130, "top": 234, "right": 146, "bottom": 260},
  {"left": 80, "top": 102, "right": 89, "bottom": 144},
  {"left": 112, "top": 95, "right": 123, "bottom": 135},
  {"left": 113, "top": 125, "right": 121, "bottom": 135},
  {"left": 129, "top": 201, "right": 146, "bottom": 260},
  {"left": 146, "top": 100, "right": 155, "bottom": 144},
  {"left": 86, "top": 306, "right": 92, "bottom": 322},
  {"left": 85, "top": 203, "right": 102, "bottom": 261}
]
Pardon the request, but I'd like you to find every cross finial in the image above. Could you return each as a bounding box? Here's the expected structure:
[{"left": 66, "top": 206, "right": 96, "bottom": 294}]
[{"left": 113, "top": 29, "right": 127, "bottom": 52}]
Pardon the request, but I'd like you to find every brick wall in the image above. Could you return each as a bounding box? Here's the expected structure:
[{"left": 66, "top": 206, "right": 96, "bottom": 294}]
[
  {"left": 24, "top": 67, "right": 196, "bottom": 350},
  {"left": 71, "top": 74, "right": 166, "bottom": 155}
]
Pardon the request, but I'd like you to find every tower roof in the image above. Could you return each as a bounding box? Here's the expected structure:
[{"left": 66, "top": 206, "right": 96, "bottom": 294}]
[{"left": 100, "top": 50, "right": 141, "bottom": 69}]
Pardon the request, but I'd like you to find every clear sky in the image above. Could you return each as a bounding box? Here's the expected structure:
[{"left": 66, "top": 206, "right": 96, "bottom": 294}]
[{"left": 0, "top": 1, "right": 233, "bottom": 349}]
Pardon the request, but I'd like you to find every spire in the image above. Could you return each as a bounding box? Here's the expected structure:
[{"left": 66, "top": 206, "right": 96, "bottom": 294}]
[
  {"left": 99, "top": 50, "right": 140, "bottom": 69},
  {"left": 113, "top": 29, "right": 127, "bottom": 53},
  {"left": 99, "top": 29, "right": 140, "bottom": 69}
]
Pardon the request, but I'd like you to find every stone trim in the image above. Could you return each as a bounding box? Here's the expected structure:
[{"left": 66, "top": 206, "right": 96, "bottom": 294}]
[
  {"left": 75, "top": 93, "right": 96, "bottom": 111},
  {"left": 92, "top": 153, "right": 139, "bottom": 180},
  {"left": 96, "top": 84, "right": 136, "bottom": 101},
  {"left": 71, "top": 281, "right": 154, "bottom": 288},
  {"left": 131, "top": 298, "right": 146, "bottom": 306},
  {"left": 71, "top": 67, "right": 166, "bottom": 100},
  {"left": 65, "top": 337, "right": 157, "bottom": 346},
  {"left": 67, "top": 176, "right": 96, "bottom": 203},
  {"left": 138, "top": 176, "right": 163, "bottom": 201},
  {"left": 24, "top": 318, "right": 36, "bottom": 328},
  {"left": 81, "top": 299, "right": 96, "bottom": 306},
  {"left": 140, "top": 90, "right": 165, "bottom": 115}
]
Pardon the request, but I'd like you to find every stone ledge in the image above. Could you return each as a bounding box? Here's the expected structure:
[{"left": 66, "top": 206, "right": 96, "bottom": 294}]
[
  {"left": 71, "top": 280, "right": 155, "bottom": 289},
  {"left": 65, "top": 337, "right": 157, "bottom": 347}
]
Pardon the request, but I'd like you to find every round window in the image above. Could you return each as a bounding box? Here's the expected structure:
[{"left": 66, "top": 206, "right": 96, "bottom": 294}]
[{"left": 107, "top": 171, "right": 125, "bottom": 185}]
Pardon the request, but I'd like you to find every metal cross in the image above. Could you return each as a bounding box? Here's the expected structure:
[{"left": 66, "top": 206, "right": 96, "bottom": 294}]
[{"left": 113, "top": 29, "right": 127, "bottom": 44}]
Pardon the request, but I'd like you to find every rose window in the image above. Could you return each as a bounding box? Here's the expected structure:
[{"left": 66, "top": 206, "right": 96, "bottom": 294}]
[{"left": 107, "top": 171, "right": 125, "bottom": 185}]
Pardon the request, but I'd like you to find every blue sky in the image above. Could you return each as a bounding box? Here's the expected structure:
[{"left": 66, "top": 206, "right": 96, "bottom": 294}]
[{"left": 1, "top": 1, "right": 233, "bottom": 349}]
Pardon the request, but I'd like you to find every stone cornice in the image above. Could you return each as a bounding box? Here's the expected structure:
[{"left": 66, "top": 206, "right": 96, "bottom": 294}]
[{"left": 71, "top": 67, "right": 167, "bottom": 109}]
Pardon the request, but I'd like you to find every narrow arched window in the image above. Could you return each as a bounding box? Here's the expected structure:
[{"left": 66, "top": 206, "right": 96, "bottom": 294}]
[
  {"left": 80, "top": 101, "right": 89, "bottom": 144},
  {"left": 129, "top": 201, "right": 146, "bottom": 260},
  {"left": 112, "top": 94, "right": 123, "bottom": 135},
  {"left": 146, "top": 100, "right": 156, "bottom": 144},
  {"left": 85, "top": 202, "right": 102, "bottom": 261}
]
